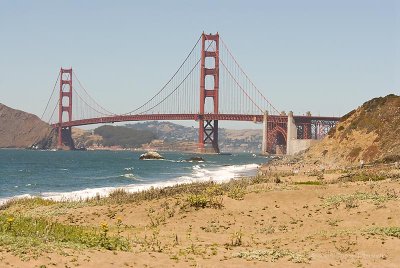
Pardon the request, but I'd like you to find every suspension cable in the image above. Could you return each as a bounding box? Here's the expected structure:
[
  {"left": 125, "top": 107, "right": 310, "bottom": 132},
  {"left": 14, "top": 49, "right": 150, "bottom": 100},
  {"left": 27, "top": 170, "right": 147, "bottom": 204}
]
[
  {"left": 220, "top": 37, "right": 280, "bottom": 114},
  {"left": 41, "top": 72, "right": 60, "bottom": 120},
  {"left": 123, "top": 35, "right": 202, "bottom": 115},
  {"left": 72, "top": 86, "right": 113, "bottom": 117},
  {"left": 139, "top": 59, "right": 201, "bottom": 115},
  {"left": 47, "top": 99, "right": 60, "bottom": 124},
  {"left": 72, "top": 71, "right": 116, "bottom": 115},
  {"left": 137, "top": 40, "right": 214, "bottom": 114},
  {"left": 219, "top": 57, "right": 263, "bottom": 113}
]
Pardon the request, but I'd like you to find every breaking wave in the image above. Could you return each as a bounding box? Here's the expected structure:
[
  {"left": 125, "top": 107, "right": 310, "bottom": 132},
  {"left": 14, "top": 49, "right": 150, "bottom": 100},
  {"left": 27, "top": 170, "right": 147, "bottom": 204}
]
[{"left": 0, "top": 163, "right": 259, "bottom": 204}]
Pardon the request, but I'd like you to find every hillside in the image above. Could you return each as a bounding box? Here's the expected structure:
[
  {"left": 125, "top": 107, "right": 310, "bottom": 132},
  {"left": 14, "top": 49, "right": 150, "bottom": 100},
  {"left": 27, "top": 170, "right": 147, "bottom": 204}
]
[
  {"left": 72, "top": 128, "right": 103, "bottom": 149},
  {"left": 0, "top": 103, "right": 56, "bottom": 149},
  {"left": 304, "top": 94, "right": 400, "bottom": 166},
  {"left": 70, "top": 122, "right": 263, "bottom": 152},
  {"left": 127, "top": 121, "right": 263, "bottom": 152},
  {"left": 126, "top": 122, "right": 197, "bottom": 142},
  {"left": 93, "top": 125, "right": 156, "bottom": 148},
  {"left": 221, "top": 129, "right": 262, "bottom": 152}
]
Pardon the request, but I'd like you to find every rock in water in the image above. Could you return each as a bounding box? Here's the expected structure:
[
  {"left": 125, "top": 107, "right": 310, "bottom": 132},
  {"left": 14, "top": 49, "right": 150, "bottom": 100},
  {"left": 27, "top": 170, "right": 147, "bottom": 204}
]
[
  {"left": 187, "top": 156, "right": 205, "bottom": 162},
  {"left": 139, "top": 151, "right": 164, "bottom": 160}
]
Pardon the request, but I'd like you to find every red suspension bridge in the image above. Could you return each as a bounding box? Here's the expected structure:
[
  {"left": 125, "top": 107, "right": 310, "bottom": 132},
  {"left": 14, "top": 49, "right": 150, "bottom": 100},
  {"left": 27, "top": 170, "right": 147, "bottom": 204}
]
[{"left": 42, "top": 33, "right": 339, "bottom": 154}]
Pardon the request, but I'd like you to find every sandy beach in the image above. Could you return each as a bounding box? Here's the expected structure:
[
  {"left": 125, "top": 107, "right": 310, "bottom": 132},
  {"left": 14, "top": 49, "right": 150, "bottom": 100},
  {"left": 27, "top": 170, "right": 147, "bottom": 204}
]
[{"left": 1, "top": 160, "right": 400, "bottom": 267}]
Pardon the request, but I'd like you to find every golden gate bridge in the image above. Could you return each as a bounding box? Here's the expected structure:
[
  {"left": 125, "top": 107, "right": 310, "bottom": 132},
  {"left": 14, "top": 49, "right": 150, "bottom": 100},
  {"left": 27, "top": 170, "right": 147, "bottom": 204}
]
[{"left": 41, "top": 33, "right": 339, "bottom": 154}]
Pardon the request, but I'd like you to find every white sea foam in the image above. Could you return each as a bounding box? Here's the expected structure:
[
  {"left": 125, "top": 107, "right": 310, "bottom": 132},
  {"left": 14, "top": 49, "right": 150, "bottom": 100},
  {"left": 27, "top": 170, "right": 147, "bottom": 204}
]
[
  {"left": 0, "top": 163, "right": 260, "bottom": 204},
  {"left": 176, "top": 160, "right": 205, "bottom": 163},
  {"left": 122, "top": 173, "right": 135, "bottom": 179},
  {"left": 120, "top": 173, "right": 145, "bottom": 181}
]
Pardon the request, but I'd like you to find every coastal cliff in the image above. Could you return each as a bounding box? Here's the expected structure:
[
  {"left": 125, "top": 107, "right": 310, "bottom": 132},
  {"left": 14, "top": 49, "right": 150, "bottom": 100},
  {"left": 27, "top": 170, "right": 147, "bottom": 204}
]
[
  {"left": 303, "top": 94, "right": 400, "bottom": 166},
  {"left": 0, "top": 103, "right": 56, "bottom": 149}
]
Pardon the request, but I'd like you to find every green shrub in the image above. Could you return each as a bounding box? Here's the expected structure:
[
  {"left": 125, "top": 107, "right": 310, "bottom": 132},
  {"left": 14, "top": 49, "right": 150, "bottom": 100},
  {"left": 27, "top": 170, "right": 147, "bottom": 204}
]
[
  {"left": 366, "top": 227, "right": 400, "bottom": 238},
  {"left": 295, "top": 181, "right": 322, "bottom": 185},
  {"left": 187, "top": 194, "right": 209, "bottom": 208},
  {"left": 0, "top": 214, "right": 130, "bottom": 253},
  {"left": 0, "top": 197, "right": 56, "bottom": 210},
  {"left": 227, "top": 185, "right": 246, "bottom": 200},
  {"left": 186, "top": 184, "right": 224, "bottom": 209}
]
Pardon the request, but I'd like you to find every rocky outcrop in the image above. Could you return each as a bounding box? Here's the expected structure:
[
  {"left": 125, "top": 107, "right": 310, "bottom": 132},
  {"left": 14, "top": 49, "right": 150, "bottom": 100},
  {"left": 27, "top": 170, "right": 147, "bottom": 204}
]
[
  {"left": 0, "top": 103, "right": 57, "bottom": 149},
  {"left": 187, "top": 156, "right": 205, "bottom": 162},
  {"left": 139, "top": 151, "right": 165, "bottom": 160}
]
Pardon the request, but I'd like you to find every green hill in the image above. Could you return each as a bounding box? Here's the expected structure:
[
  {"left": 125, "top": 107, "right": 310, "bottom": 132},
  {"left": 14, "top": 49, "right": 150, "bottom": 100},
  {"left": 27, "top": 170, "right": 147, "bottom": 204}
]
[{"left": 94, "top": 125, "right": 156, "bottom": 148}]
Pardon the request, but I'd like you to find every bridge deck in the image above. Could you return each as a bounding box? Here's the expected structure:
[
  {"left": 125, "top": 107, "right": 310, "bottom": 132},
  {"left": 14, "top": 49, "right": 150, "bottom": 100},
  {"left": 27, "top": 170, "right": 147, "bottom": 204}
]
[{"left": 52, "top": 114, "right": 340, "bottom": 128}]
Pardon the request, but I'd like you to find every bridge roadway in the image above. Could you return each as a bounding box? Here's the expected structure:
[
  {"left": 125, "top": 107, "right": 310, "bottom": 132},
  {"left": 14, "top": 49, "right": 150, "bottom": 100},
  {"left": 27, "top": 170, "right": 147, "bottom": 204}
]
[{"left": 52, "top": 114, "right": 340, "bottom": 128}]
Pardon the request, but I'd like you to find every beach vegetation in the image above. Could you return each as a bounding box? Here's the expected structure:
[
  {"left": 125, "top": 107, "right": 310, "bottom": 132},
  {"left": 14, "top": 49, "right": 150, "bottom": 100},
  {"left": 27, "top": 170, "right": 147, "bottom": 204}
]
[
  {"left": 258, "top": 225, "right": 275, "bottom": 234},
  {"left": 95, "top": 182, "right": 219, "bottom": 205},
  {"left": 337, "top": 172, "right": 388, "bottom": 183},
  {"left": 0, "top": 197, "right": 57, "bottom": 211},
  {"left": 229, "top": 230, "right": 243, "bottom": 246},
  {"left": 0, "top": 175, "right": 280, "bottom": 213},
  {"left": 327, "top": 219, "right": 342, "bottom": 227},
  {"left": 0, "top": 214, "right": 130, "bottom": 260},
  {"left": 187, "top": 194, "right": 209, "bottom": 208},
  {"left": 227, "top": 185, "right": 246, "bottom": 200},
  {"left": 365, "top": 227, "right": 400, "bottom": 238},
  {"left": 186, "top": 184, "right": 224, "bottom": 209},
  {"left": 295, "top": 181, "right": 322, "bottom": 185},
  {"left": 232, "top": 248, "right": 310, "bottom": 263},
  {"left": 323, "top": 191, "right": 398, "bottom": 208},
  {"left": 332, "top": 234, "right": 358, "bottom": 254},
  {"left": 141, "top": 228, "right": 163, "bottom": 252},
  {"left": 147, "top": 207, "right": 167, "bottom": 227}
]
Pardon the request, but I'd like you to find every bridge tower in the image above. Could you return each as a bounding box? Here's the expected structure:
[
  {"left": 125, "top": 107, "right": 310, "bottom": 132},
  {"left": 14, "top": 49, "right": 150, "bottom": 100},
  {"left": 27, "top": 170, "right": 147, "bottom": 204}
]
[
  {"left": 57, "top": 68, "right": 74, "bottom": 149},
  {"left": 198, "top": 33, "right": 220, "bottom": 153}
]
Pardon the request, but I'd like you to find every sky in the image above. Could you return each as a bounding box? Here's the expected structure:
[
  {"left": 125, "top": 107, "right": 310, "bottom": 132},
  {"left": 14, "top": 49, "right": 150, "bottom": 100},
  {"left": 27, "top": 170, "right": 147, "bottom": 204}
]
[{"left": 0, "top": 0, "right": 399, "bottom": 129}]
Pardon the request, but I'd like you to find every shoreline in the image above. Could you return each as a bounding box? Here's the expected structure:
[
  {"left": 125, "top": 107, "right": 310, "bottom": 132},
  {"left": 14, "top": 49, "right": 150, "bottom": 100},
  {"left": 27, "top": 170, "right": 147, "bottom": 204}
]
[{"left": 0, "top": 161, "right": 261, "bottom": 206}]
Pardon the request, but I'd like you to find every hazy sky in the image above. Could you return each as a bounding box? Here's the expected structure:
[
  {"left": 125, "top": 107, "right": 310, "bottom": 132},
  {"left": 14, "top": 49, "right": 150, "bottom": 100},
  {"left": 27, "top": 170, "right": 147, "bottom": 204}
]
[{"left": 0, "top": 0, "right": 399, "bottom": 129}]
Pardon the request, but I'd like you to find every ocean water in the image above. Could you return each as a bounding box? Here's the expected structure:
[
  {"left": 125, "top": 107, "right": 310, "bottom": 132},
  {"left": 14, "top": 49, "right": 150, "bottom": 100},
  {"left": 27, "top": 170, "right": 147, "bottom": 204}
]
[{"left": 0, "top": 149, "right": 269, "bottom": 204}]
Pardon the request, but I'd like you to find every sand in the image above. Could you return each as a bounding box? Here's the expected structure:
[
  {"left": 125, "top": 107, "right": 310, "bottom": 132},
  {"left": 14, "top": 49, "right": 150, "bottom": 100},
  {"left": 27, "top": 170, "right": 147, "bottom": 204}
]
[{"left": 1, "top": 162, "right": 400, "bottom": 267}]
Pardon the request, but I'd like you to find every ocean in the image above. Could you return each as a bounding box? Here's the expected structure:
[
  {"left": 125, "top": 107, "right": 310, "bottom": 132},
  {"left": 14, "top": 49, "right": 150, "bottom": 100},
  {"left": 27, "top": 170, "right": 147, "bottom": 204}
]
[{"left": 0, "top": 149, "right": 269, "bottom": 204}]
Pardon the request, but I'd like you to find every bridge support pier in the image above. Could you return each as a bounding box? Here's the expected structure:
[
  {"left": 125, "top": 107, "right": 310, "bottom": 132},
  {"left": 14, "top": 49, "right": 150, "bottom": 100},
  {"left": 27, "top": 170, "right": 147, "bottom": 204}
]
[
  {"left": 286, "top": 111, "right": 318, "bottom": 155},
  {"left": 199, "top": 119, "right": 219, "bottom": 153},
  {"left": 58, "top": 127, "right": 75, "bottom": 150},
  {"left": 198, "top": 32, "right": 220, "bottom": 154},
  {"left": 286, "top": 111, "right": 296, "bottom": 155},
  {"left": 261, "top": 111, "right": 268, "bottom": 155}
]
